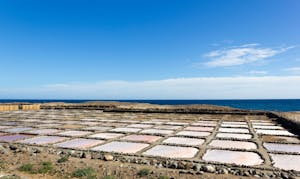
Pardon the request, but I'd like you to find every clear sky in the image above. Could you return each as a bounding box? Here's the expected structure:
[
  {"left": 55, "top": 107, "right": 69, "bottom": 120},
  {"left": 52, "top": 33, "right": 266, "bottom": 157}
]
[{"left": 0, "top": 0, "right": 300, "bottom": 99}]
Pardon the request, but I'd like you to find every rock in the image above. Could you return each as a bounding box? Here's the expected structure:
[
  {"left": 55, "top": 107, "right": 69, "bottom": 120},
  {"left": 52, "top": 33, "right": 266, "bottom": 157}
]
[
  {"left": 177, "top": 161, "right": 186, "bottom": 169},
  {"left": 104, "top": 154, "right": 114, "bottom": 161},
  {"left": 197, "top": 171, "right": 204, "bottom": 175},
  {"left": 170, "top": 161, "right": 178, "bottom": 169},
  {"left": 193, "top": 164, "right": 201, "bottom": 171},
  {"left": 281, "top": 173, "right": 289, "bottom": 179},
  {"left": 243, "top": 171, "right": 250, "bottom": 176},
  {"left": 203, "top": 165, "right": 215, "bottom": 173},
  {"left": 9, "top": 145, "right": 17, "bottom": 151},
  {"left": 0, "top": 145, "right": 9, "bottom": 154},
  {"left": 220, "top": 168, "right": 228, "bottom": 174}
]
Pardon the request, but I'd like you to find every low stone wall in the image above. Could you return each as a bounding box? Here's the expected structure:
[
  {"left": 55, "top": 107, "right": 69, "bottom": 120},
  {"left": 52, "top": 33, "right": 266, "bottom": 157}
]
[
  {"left": 268, "top": 112, "right": 300, "bottom": 136},
  {"left": 0, "top": 105, "right": 19, "bottom": 111},
  {"left": 0, "top": 104, "right": 40, "bottom": 111},
  {"left": 21, "top": 104, "right": 41, "bottom": 111}
]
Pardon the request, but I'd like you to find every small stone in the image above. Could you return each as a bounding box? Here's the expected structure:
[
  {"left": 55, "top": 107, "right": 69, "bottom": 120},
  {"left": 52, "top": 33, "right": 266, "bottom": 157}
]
[
  {"left": 243, "top": 171, "right": 250, "bottom": 176},
  {"left": 170, "top": 161, "right": 178, "bottom": 169},
  {"left": 203, "top": 165, "right": 215, "bottom": 173},
  {"left": 9, "top": 145, "right": 17, "bottom": 150},
  {"left": 220, "top": 168, "right": 228, "bottom": 174},
  {"left": 104, "top": 154, "right": 114, "bottom": 161},
  {"left": 193, "top": 164, "right": 201, "bottom": 171},
  {"left": 281, "top": 173, "right": 289, "bottom": 179}
]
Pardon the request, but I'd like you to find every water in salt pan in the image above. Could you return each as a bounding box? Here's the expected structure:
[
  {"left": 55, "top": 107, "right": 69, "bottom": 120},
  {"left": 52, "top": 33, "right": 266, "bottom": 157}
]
[
  {"left": 263, "top": 143, "right": 300, "bottom": 153},
  {"left": 80, "top": 122, "right": 100, "bottom": 126},
  {"left": 252, "top": 122, "right": 275, "bottom": 126},
  {"left": 91, "top": 141, "right": 149, "bottom": 154},
  {"left": 118, "top": 120, "right": 138, "bottom": 123},
  {"left": 110, "top": 127, "right": 142, "bottom": 133},
  {"left": 216, "top": 133, "right": 252, "bottom": 139},
  {"left": 36, "top": 124, "right": 61, "bottom": 128},
  {"left": 222, "top": 121, "right": 247, "bottom": 125},
  {"left": 185, "top": 126, "right": 214, "bottom": 132},
  {"left": 209, "top": 140, "right": 257, "bottom": 150},
  {"left": 143, "top": 145, "right": 198, "bottom": 158},
  {"left": 221, "top": 124, "right": 248, "bottom": 128},
  {"left": 203, "top": 149, "right": 263, "bottom": 166},
  {"left": 57, "top": 130, "right": 92, "bottom": 137},
  {"left": 88, "top": 132, "right": 124, "bottom": 139},
  {"left": 154, "top": 125, "right": 181, "bottom": 130},
  {"left": 83, "top": 126, "right": 112, "bottom": 131},
  {"left": 141, "top": 121, "right": 164, "bottom": 125},
  {"left": 163, "top": 137, "right": 204, "bottom": 146},
  {"left": 140, "top": 129, "right": 174, "bottom": 135},
  {"left": 219, "top": 128, "right": 249, "bottom": 133},
  {"left": 3, "top": 127, "right": 33, "bottom": 133},
  {"left": 253, "top": 125, "right": 283, "bottom": 130},
  {"left": 54, "top": 138, "right": 104, "bottom": 149},
  {"left": 126, "top": 124, "right": 153, "bottom": 128},
  {"left": 176, "top": 131, "right": 211, "bottom": 137},
  {"left": 256, "top": 129, "right": 294, "bottom": 136},
  {"left": 25, "top": 129, "right": 60, "bottom": 135},
  {"left": 0, "top": 134, "right": 33, "bottom": 142},
  {"left": 165, "top": 122, "right": 189, "bottom": 126},
  {"left": 191, "top": 122, "right": 217, "bottom": 127},
  {"left": 269, "top": 154, "right": 300, "bottom": 171},
  {"left": 121, "top": 134, "right": 161, "bottom": 143},
  {"left": 19, "top": 136, "right": 68, "bottom": 145},
  {"left": 0, "top": 126, "right": 11, "bottom": 129}
]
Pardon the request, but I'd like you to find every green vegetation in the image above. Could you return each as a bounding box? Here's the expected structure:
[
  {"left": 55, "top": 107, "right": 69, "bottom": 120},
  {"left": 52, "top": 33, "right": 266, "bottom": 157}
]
[
  {"left": 137, "top": 168, "right": 150, "bottom": 177},
  {"left": 72, "top": 167, "right": 96, "bottom": 178},
  {"left": 158, "top": 176, "right": 169, "bottom": 179},
  {"left": 102, "top": 176, "right": 115, "bottom": 179},
  {"left": 0, "top": 160, "right": 5, "bottom": 169},
  {"left": 38, "top": 161, "right": 53, "bottom": 173},
  {"left": 18, "top": 163, "right": 34, "bottom": 173},
  {"left": 0, "top": 176, "right": 21, "bottom": 179},
  {"left": 18, "top": 162, "right": 53, "bottom": 174},
  {"left": 57, "top": 155, "right": 69, "bottom": 163}
]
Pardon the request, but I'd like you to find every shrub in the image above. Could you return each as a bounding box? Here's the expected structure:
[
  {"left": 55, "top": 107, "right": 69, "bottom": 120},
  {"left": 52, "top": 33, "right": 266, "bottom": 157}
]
[
  {"left": 18, "top": 163, "right": 34, "bottom": 173},
  {"left": 72, "top": 167, "right": 96, "bottom": 178},
  {"left": 57, "top": 155, "right": 69, "bottom": 163},
  {"left": 137, "top": 168, "right": 150, "bottom": 177},
  {"left": 37, "top": 161, "right": 53, "bottom": 173}
]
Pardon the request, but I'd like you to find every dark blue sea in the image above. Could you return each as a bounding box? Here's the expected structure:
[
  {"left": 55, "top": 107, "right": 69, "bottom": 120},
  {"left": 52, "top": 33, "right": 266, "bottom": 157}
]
[{"left": 1, "top": 99, "right": 300, "bottom": 112}]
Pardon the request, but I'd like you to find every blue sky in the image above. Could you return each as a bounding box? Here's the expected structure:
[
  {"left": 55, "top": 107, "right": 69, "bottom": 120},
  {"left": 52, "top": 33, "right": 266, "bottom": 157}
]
[{"left": 0, "top": 0, "right": 300, "bottom": 99}]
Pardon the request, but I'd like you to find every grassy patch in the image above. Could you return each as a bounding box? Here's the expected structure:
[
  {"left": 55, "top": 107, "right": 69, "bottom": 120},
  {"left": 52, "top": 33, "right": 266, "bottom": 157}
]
[
  {"left": 137, "top": 168, "right": 150, "bottom": 177},
  {"left": 0, "top": 176, "right": 21, "bottom": 179},
  {"left": 0, "top": 160, "right": 5, "bottom": 169},
  {"left": 158, "top": 176, "right": 169, "bottom": 179},
  {"left": 37, "top": 161, "right": 53, "bottom": 174},
  {"left": 102, "top": 176, "right": 115, "bottom": 179},
  {"left": 18, "top": 162, "right": 53, "bottom": 174},
  {"left": 18, "top": 163, "right": 34, "bottom": 173},
  {"left": 72, "top": 167, "right": 96, "bottom": 178},
  {"left": 57, "top": 155, "right": 69, "bottom": 163}
]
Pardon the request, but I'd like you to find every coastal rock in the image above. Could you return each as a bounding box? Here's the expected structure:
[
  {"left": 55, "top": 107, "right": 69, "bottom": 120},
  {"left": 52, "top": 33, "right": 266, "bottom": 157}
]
[
  {"left": 203, "top": 165, "right": 215, "bottom": 173},
  {"left": 104, "top": 154, "right": 114, "bottom": 161}
]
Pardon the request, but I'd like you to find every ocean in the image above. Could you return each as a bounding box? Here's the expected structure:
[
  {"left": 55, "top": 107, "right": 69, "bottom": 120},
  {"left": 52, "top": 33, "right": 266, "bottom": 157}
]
[{"left": 1, "top": 99, "right": 300, "bottom": 112}]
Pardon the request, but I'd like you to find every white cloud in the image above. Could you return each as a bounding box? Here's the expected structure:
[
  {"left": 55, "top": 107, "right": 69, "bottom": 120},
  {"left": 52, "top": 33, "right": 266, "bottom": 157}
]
[
  {"left": 204, "top": 44, "right": 293, "bottom": 67},
  {"left": 1, "top": 76, "right": 300, "bottom": 99},
  {"left": 248, "top": 70, "right": 268, "bottom": 75},
  {"left": 284, "top": 67, "right": 300, "bottom": 74}
]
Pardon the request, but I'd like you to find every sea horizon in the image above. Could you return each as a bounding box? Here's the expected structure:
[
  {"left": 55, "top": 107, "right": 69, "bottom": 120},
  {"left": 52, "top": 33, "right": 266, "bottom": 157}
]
[{"left": 1, "top": 99, "right": 300, "bottom": 112}]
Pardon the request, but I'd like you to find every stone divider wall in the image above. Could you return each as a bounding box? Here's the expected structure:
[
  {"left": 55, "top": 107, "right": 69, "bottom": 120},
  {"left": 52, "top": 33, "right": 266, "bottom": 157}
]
[{"left": 0, "top": 104, "right": 40, "bottom": 111}]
